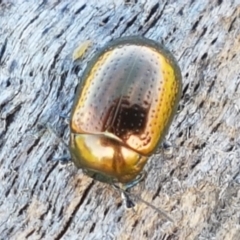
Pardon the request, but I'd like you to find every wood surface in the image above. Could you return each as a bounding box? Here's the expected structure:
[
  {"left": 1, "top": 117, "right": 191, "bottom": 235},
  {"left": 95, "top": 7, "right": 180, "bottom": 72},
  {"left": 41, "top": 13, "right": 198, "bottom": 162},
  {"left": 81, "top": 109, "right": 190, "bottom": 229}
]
[{"left": 0, "top": 1, "right": 240, "bottom": 239}]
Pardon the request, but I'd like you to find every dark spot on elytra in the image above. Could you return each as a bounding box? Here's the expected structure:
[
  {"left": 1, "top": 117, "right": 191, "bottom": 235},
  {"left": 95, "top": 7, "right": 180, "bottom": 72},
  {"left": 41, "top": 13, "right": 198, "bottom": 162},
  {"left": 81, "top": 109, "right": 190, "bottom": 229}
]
[{"left": 103, "top": 98, "right": 148, "bottom": 138}]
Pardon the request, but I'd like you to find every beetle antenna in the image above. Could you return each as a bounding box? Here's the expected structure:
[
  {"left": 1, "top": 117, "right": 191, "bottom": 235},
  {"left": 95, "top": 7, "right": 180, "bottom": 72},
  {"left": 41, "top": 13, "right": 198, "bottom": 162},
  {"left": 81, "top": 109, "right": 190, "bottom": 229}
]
[
  {"left": 46, "top": 123, "right": 69, "bottom": 149},
  {"left": 127, "top": 191, "right": 174, "bottom": 223},
  {"left": 113, "top": 184, "right": 174, "bottom": 222}
]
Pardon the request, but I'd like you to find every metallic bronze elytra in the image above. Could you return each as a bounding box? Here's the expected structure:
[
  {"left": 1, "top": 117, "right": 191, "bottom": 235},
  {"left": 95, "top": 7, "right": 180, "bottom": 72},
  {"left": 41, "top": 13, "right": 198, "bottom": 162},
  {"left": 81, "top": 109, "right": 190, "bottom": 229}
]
[{"left": 69, "top": 36, "right": 182, "bottom": 187}]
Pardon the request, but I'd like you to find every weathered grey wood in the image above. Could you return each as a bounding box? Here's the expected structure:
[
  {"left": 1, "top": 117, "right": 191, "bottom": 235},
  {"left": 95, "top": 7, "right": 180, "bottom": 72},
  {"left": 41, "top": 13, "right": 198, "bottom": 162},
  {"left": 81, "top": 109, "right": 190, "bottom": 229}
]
[{"left": 0, "top": 0, "right": 240, "bottom": 239}]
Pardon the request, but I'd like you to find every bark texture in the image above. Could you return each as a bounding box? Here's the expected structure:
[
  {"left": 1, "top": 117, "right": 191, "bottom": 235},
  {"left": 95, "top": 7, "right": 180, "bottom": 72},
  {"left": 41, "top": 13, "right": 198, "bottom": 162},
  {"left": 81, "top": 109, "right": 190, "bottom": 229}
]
[{"left": 0, "top": 1, "right": 240, "bottom": 239}]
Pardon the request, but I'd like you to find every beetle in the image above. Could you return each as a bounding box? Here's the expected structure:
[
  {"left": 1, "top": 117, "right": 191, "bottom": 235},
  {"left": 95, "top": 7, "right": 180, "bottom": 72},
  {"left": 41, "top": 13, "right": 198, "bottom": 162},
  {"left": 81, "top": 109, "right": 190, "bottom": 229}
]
[{"left": 69, "top": 36, "right": 182, "bottom": 207}]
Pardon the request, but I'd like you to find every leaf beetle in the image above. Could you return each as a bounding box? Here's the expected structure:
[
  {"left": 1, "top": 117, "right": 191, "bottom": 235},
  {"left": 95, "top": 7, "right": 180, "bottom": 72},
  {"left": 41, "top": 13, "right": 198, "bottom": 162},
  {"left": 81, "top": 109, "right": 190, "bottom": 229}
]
[{"left": 69, "top": 36, "right": 182, "bottom": 209}]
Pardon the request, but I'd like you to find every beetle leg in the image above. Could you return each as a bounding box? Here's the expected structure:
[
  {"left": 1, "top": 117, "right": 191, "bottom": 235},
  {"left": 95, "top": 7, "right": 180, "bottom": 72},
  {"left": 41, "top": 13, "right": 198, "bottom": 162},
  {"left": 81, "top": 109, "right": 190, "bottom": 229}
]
[
  {"left": 112, "top": 171, "right": 146, "bottom": 209},
  {"left": 35, "top": 122, "right": 69, "bottom": 149},
  {"left": 122, "top": 171, "right": 146, "bottom": 191},
  {"left": 59, "top": 113, "right": 70, "bottom": 125},
  {"left": 45, "top": 124, "right": 74, "bottom": 165},
  {"left": 45, "top": 123, "right": 69, "bottom": 149},
  {"left": 112, "top": 183, "right": 136, "bottom": 209},
  {"left": 33, "top": 121, "right": 74, "bottom": 167}
]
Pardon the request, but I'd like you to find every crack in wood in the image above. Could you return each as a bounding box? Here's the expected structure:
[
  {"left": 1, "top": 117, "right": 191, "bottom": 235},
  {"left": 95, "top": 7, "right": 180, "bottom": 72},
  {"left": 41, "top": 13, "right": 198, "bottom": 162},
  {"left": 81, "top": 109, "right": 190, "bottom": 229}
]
[
  {"left": 121, "top": 15, "right": 138, "bottom": 35},
  {"left": 53, "top": 180, "right": 95, "bottom": 240},
  {"left": 0, "top": 38, "right": 7, "bottom": 65},
  {"left": 142, "top": 1, "right": 167, "bottom": 35},
  {"left": 74, "top": 4, "right": 86, "bottom": 15}
]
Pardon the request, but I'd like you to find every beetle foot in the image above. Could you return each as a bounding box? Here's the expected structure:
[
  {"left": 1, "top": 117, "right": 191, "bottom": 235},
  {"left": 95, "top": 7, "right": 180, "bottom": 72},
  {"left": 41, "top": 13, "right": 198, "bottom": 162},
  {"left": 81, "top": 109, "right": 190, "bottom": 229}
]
[
  {"left": 53, "top": 155, "right": 72, "bottom": 166},
  {"left": 162, "top": 140, "right": 173, "bottom": 155},
  {"left": 121, "top": 191, "right": 135, "bottom": 209}
]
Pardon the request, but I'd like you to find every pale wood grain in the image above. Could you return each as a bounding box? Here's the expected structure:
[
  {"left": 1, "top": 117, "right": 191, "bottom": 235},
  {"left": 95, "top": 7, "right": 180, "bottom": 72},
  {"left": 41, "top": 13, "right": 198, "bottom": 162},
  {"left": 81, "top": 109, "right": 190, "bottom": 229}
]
[{"left": 0, "top": 1, "right": 240, "bottom": 239}]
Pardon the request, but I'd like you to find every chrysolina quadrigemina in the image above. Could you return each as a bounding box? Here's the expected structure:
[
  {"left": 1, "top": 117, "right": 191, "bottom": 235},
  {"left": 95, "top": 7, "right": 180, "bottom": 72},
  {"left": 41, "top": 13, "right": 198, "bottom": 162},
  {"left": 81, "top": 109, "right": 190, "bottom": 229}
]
[{"left": 69, "top": 36, "right": 182, "bottom": 202}]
